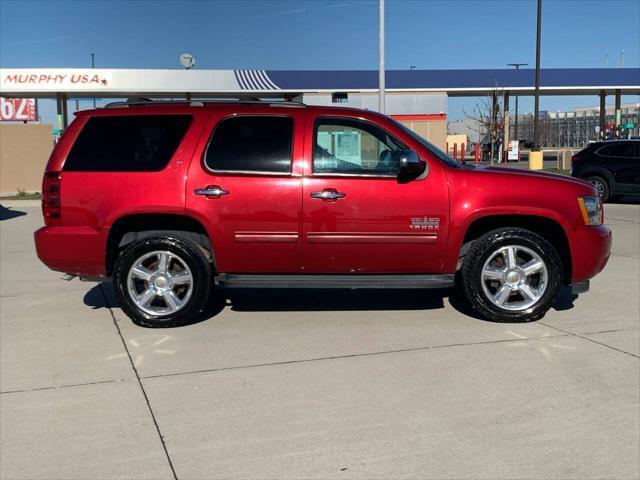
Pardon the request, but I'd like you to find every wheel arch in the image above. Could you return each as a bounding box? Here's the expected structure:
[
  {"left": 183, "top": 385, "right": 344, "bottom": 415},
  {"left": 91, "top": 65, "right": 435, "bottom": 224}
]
[
  {"left": 578, "top": 165, "right": 615, "bottom": 185},
  {"left": 457, "top": 214, "right": 572, "bottom": 284},
  {"left": 106, "top": 213, "right": 214, "bottom": 277}
]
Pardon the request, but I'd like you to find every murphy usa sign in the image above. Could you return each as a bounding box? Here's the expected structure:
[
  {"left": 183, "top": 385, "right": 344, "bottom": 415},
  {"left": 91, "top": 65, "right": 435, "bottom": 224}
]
[{"left": 1, "top": 70, "right": 112, "bottom": 91}]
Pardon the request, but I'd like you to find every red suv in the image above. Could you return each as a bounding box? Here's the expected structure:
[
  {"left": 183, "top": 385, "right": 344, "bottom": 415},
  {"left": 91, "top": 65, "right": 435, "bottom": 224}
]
[{"left": 35, "top": 101, "right": 612, "bottom": 327}]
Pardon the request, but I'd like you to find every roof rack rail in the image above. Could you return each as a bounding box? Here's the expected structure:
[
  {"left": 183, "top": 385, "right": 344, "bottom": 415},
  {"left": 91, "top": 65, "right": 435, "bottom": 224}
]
[
  {"left": 104, "top": 98, "right": 306, "bottom": 108},
  {"left": 105, "top": 99, "right": 198, "bottom": 108}
]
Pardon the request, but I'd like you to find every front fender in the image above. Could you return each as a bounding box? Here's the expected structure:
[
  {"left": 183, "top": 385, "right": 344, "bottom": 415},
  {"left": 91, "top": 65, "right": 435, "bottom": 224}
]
[{"left": 443, "top": 206, "right": 572, "bottom": 274}]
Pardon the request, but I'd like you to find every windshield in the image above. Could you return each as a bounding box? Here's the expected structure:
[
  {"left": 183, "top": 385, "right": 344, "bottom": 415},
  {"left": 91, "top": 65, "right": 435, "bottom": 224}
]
[{"left": 390, "top": 118, "right": 461, "bottom": 168}]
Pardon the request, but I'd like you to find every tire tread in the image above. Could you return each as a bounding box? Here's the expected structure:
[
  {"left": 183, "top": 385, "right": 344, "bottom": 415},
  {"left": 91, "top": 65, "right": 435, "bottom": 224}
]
[
  {"left": 461, "top": 227, "right": 562, "bottom": 322},
  {"left": 112, "top": 234, "right": 212, "bottom": 328}
]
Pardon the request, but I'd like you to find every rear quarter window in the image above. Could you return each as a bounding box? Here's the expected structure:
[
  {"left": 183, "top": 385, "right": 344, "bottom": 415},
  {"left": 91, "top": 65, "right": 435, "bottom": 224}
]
[
  {"left": 596, "top": 142, "right": 638, "bottom": 158},
  {"left": 64, "top": 115, "right": 192, "bottom": 172}
]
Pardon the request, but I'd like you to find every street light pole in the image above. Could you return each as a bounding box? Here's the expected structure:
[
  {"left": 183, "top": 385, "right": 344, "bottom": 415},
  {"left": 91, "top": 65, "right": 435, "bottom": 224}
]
[
  {"left": 507, "top": 63, "right": 528, "bottom": 141},
  {"left": 532, "top": 0, "right": 542, "bottom": 152},
  {"left": 90, "top": 53, "right": 96, "bottom": 108},
  {"left": 528, "top": 0, "right": 544, "bottom": 170},
  {"left": 378, "top": 0, "right": 385, "bottom": 114}
]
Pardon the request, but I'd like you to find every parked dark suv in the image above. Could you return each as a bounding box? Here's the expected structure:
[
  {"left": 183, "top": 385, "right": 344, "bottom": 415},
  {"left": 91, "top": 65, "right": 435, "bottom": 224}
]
[{"left": 571, "top": 140, "right": 640, "bottom": 201}]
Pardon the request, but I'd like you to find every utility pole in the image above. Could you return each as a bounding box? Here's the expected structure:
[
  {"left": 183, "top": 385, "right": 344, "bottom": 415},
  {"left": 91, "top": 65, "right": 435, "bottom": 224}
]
[
  {"left": 507, "top": 63, "right": 528, "bottom": 141},
  {"left": 621, "top": 49, "right": 624, "bottom": 68},
  {"left": 90, "top": 53, "right": 96, "bottom": 108},
  {"left": 378, "top": 0, "right": 385, "bottom": 114},
  {"left": 530, "top": 0, "right": 543, "bottom": 169}
]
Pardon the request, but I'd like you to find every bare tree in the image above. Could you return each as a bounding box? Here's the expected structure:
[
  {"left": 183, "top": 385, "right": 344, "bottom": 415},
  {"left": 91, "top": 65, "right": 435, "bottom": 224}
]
[{"left": 463, "top": 90, "right": 505, "bottom": 165}]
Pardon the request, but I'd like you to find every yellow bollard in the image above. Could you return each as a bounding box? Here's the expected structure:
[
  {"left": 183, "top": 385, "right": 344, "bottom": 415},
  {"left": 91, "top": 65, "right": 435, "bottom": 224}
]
[{"left": 529, "top": 150, "right": 543, "bottom": 170}]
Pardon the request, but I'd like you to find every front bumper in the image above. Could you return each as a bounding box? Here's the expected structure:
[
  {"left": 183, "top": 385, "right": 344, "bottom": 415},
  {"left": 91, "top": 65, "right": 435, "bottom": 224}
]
[{"left": 569, "top": 224, "right": 612, "bottom": 283}]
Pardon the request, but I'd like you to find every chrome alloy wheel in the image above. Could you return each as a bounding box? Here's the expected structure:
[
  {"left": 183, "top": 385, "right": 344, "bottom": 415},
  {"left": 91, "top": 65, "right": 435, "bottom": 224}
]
[
  {"left": 590, "top": 178, "right": 605, "bottom": 197},
  {"left": 480, "top": 245, "right": 548, "bottom": 312},
  {"left": 126, "top": 250, "right": 193, "bottom": 316}
]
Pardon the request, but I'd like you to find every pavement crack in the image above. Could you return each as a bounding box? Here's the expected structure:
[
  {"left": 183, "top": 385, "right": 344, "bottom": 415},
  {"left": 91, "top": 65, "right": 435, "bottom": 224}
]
[
  {"left": 0, "top": 377, "right": 134, "bottom": 395},
  {"left": 583, "top": 328, "right": 638, "bottom": 335},
  {"left": 539, "top": 322, "right": 639, "bottom": 359},
  {"left": 610, "top": 252, "right": 640, "bottom": 259},
  {"left": 140, "top": 332, "right": 571, "bottom": 382},
  {"left": 99, "top": 284, "right": 179, "bottom": 480}
]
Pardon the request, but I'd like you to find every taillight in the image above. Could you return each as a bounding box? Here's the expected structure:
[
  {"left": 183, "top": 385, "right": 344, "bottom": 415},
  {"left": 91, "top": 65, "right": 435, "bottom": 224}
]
[
  {"left": 571, "top": 154, "right": 580, "bottom": 162},
  {"left": 42, "top": 172, "right": 61, "bottom": 225}
]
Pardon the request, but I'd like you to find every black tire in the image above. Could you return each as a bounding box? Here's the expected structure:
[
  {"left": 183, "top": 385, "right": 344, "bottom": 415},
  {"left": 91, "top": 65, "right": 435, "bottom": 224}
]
[
  {"left": 113, "top": 235, "right": 212, "bottom": 327},
  {"left": 460, "top": 228, "right": 562, "bottom": 322},
  {"left": 585, "top": 175, "right": 610, "bottom": 202}
]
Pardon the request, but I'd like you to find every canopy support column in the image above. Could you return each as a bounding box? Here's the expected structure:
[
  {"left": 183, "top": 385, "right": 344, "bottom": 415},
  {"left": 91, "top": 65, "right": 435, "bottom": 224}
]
[
  {"left": 599, "top": 90, "right": 607, "bottom": 140},
  {"left": 61, "top": 94, "right": 68, "bottom": 129}
]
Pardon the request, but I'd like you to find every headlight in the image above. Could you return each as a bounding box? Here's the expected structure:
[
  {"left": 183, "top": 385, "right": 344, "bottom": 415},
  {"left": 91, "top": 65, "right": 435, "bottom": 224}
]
[{"left": 578, "top": 196, "right": 603, "bottom": 226}]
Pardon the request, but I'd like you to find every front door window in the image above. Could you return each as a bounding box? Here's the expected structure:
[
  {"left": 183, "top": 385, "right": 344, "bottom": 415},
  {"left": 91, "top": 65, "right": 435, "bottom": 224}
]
[{"left": 314, "top": 118, "right": 405, "bottom": 176}]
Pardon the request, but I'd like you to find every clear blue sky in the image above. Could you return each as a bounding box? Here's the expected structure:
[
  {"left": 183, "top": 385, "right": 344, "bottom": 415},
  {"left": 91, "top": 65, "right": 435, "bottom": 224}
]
[{"left": 1, "top": 0, "right": 638, "bottom": 122}]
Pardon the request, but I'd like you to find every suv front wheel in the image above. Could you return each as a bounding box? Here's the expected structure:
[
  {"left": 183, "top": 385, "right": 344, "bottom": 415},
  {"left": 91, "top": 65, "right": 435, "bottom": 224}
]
[
  {"left": 585, "top": 175, "right": 610, "bottom": 202},
  {"left": 113, "top": 235, "right": 212, "bottom": 327},
  {"left": 461, "top": 228, "right": 562, "bottom": 322}
]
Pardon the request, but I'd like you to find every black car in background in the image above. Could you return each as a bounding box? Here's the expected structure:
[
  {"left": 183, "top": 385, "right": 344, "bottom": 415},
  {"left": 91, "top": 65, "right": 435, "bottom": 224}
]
[{"left": 571, "top": 140, "right": 640, "bottom": 202}]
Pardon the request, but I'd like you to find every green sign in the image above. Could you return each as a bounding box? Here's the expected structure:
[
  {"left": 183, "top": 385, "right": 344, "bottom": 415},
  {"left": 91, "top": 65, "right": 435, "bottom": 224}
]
[{"left": 52, "top": 129, "right": 63, "bottom": 135}]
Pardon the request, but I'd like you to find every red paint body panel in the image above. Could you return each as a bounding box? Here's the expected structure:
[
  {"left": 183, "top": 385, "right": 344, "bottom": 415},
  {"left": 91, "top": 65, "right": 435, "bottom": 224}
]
[
  {"left": 443, "top": 165, "right": 610, "bottom": 282},
  {"left": 35, "top": 225, "right": 104, "bottom": 276},
  {"left": 569, "top": 225, "right": 612, "bottom": 281},
  {"left": 184, "top": 106, "right": 306, "bottom": 273},
  {"left": 302, "top": 176, "right": 448, "bottom": 272},
  {"left": 34, "top": 103, "right": 611, "bottom": 288},
  {"left": 37, "top": 107, "right": 210, "bottom": 277},
  {"left": 301, "top": 110, "right": 449, "bottom": 273}
]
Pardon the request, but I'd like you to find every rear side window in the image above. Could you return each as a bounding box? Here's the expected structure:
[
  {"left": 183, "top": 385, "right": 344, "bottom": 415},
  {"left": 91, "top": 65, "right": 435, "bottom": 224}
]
[
  {"left": 596, "top": 142, "right": 638, "bottom": 158},
  {"left": 204, "top": 116, "right": 293, "bottom": 173},
  {"left": 64, "top": 115, "right": 192, "bottom": 172}
]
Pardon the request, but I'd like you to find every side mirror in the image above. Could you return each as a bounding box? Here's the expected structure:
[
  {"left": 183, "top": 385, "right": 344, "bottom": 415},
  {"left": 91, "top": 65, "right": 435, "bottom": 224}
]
[{"left": 395, "top": 149, "right": 425, "bottom": 178}]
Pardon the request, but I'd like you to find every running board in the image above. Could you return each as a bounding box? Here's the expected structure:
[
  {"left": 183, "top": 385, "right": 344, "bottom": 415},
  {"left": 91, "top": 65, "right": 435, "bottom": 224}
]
[{"left": 216, "top": 274, "right": 455, "bottom": 289}]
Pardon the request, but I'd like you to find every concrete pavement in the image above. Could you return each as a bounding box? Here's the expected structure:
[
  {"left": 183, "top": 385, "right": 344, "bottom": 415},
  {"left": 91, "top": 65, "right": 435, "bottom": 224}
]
[{"left": 1, "top": 202, "right": 638, "bottom": 479}]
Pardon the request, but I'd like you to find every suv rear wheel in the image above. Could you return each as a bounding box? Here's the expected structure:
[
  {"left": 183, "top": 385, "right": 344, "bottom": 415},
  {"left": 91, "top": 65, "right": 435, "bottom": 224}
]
[
  {"left": 113, "top": 235, "right": 212, "bottom": 327},
  {"left": 461, "top": 228, "right": 562, "bottom": 322}
]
